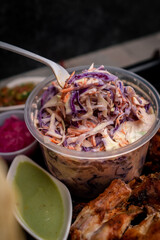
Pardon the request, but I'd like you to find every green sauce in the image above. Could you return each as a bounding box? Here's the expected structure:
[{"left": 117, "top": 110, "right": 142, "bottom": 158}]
[{"left": 14, "top": 162, "right": 64, "bottom": 240}]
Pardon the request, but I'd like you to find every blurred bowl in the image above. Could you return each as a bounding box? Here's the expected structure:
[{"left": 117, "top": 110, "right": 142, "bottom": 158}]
[
  {"left": 0, "top": 76, "right": 45, "bottom": 112},
  {"left": 0, "top": 110, "right": 37, "bottom": 162},
  {"left": 24, "top": 66, "right": 160, "bottom": 199}
]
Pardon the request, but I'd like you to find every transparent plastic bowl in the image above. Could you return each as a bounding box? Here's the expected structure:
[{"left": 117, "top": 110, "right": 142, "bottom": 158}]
[
  {"left": 0, "top": 110, "right": 37, "bottom": 162},
  {"left": 24, "top": 66, "right": 160, "bottom": 199}
]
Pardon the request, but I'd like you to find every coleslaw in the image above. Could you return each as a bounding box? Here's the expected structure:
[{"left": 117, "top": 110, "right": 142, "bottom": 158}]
[{"left": 36, "top": 64, "right": 155, "bottom": 152}]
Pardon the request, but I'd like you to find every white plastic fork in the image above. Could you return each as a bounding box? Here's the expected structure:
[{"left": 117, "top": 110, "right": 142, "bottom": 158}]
[{"left": 0, "top": 41, "right": 70, "bottom": 88}]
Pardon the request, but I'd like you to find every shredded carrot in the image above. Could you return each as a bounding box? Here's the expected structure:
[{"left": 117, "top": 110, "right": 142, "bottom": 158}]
[
  {"left": 116, "top": 118, "right": 120, "bottom": 125},
  {"left": 99, "top": 146, "right": 105, "bottom": 151},
  {"left": 64, "top": 71, "right": 75, "bottom": 88},
  {"left": 93, "top": 82, "right": 100, "bottom": 86},
  {"left": 91, "top": 135, "right": 96, "bottom": 147},
  {"left": 63, "top": 92, "right": 71, "bottom": 103},
  {"left": 119, "top": 140, "right": 129, "bottom": 147},
  {"left": 120, "top": 129, "right": 125, "bottom": 135},
  {"left": 67, "top": 127, "right": 90, "bottom": 136},
  {"left": 118, "top": 89, "right": 121, "bottom": 94},
  {"left": 87, "top": 91, "right": 97, "bottom": 95},
  {"left": 68, "top": 145, "right": 75, "bottom": 150},
  {"left": 62, "top": 83, "right": 94, "bottom": 95},
  {"left": 50, "top": 137, "right": 60, "bottom": 144},
  {"left": 61, "top": 87, "right": 75, "bottom": 93},
  {"left": 86, "top": 121, "right": 96, "bottom": 128},
  {"left": 74, "top": 128, "right": 90, "bottom": 133},
  {"left": 78, "top": 78, "right": 87, "bottom": 86},
  {"left": 115, "top": 136, "right": 129, "bottom": 147}
]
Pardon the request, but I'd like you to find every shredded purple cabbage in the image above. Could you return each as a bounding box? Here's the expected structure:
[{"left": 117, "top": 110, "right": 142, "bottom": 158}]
[
  {"left": 68, "top": 71, "right": 118, "bottom": 84},
  {"left": 38, "top": 85, "right": 58, "bottom": 127},
  {"left": 144, "top": 103, "right": 151, "bottom": 113},
  {"left": 40, "top": 85, "right": 58, "bottom": 106}
]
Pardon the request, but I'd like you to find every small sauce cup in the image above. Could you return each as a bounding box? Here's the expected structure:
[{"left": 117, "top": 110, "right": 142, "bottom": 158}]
[
  {"left": 7, "top": 155, "right": 72, "bottom": 240},
  {"left": 0, "top": 110, "right": 37, "bottom": 162}
]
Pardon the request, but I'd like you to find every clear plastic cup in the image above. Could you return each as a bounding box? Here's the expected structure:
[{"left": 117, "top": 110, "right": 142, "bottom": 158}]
[{"left": 25, "top": 66, "right": 160, "bottom": 199}]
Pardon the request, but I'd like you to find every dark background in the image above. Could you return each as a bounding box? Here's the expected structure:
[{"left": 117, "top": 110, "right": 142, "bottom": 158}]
[{"left": 0, "top": 0, "right": 160, "bottom": 79}]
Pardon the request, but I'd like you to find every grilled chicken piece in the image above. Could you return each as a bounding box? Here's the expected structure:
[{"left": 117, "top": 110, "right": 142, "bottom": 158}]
[
  {"left": 129, "top": 173, "right": 160, "bottom": 210},
  {"left": 90, "top": 205, "right": 142, "bottom": 240},
  {"left": 122, "top": 213, "right": 160, "bottom": 240},
  {"left": 70, "top": 172, "right": 160, "bottom": 240},
  {"left": 70, "top": 179, "right": 132, "bottom": 240},
  {"left": 145, "top": 213, "right": 160, "bottom": 240}
]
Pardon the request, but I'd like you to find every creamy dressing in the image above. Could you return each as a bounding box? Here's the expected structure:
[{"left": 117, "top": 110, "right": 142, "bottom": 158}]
[{"left": 113, "top": 109, "right": 155, "bottom": 147}]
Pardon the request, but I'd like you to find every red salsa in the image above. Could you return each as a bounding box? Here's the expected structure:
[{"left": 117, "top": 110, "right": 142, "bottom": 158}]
[{"left": 0, "top": 82, "right": 35, "bottom": 107}]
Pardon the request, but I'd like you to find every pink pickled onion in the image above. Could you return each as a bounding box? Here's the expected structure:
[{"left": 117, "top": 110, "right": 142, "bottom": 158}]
[{"left": 0, "top": 115, "right": 34, "bottom": 152}]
